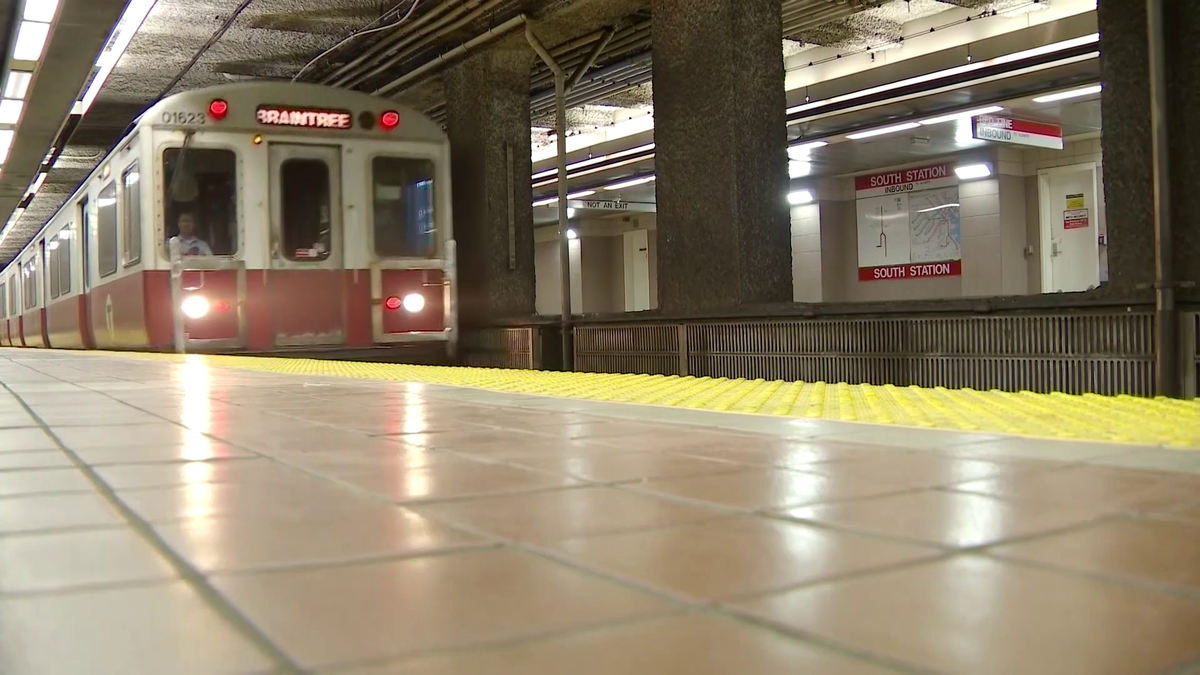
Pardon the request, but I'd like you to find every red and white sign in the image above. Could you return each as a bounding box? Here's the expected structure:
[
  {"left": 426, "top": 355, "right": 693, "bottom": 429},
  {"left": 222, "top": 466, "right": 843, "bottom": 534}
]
[
  {"left": 854, "top": 162, "right": 956, "bottom": 199},
  {"left": 971, "top": 115, "right": 1063, "bottom": 150},
  {"left": 859, "top": 260, "right": 962, "bottom": 282},
  {"left": 1063, "top": 208, "right": 1089, "bottom": 230},
  {"left": 256, "top": 105, "right": 353, "bottom": 130}
]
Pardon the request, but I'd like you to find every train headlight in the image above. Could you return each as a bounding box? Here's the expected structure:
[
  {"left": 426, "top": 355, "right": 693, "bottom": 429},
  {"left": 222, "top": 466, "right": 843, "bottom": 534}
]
[
  {"left": 181, "top": 296, "right": 209, "bottom": 319},
  {"left": 402, "top": 293, "right": 425, "bottom": 313}
]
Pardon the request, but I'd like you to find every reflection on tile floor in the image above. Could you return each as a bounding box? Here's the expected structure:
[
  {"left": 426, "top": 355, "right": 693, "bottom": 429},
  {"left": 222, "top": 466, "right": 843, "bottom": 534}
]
[{"left": 0, "top": 350, "right": 1199, "bottom": 675}]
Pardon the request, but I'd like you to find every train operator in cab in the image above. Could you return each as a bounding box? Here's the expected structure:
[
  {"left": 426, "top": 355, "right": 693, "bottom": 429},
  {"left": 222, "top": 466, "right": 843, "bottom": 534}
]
[{"left": 170, "top": 212, "right": 213, "bottom": 256}]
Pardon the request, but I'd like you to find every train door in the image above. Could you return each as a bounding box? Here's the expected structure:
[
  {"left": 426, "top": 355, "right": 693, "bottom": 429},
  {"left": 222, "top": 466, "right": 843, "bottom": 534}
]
[
  {"left": 0, "top": 278, "right": 7, "bottom": 347},
  {"left": 38, "top": 239, "right": 50, "bottom": 346},
  {"left": 267, "top": 143, "right": 345, "bottom": 347},
  {"left": 79, "top": 199, "right": 96, "bottom": 348}
]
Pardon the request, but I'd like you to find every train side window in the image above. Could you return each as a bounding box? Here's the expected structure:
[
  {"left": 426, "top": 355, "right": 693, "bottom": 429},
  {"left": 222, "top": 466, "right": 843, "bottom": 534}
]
[
  {"left": 58, "top": 229, "right": 71, "bottom": 295},
  {"left": 97, "top": 182, "right": 119, "bottom": 277},
  {"left": 371, "top": 156, "right": 436, "bottom": 258},
  {"left": 23, "top": 260, "right": 37, "bottom": 310},
  {"left": 279, "top": 158, "right": 332, "bottom": 261},
  {"left": 123, "top": 164, "right": 141, "bottom": 265},
  {"left": 48, "top": 241, "right": 60, "bottom": 299},
  {"left": 0, "top": 282, "right": 5, "bottom": 318},
  {"left": 7, "top": 277, "right": 15, "bottom": 316},
  {"left": 163, "top": 148, "right": 238, "bottom": 257}
]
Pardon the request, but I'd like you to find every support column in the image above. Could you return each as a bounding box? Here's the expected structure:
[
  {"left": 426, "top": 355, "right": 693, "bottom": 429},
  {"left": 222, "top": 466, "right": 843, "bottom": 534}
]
[
  {"left": 650, "top": 0, "right": 792, "bottom": 314},
  {"left": 443, "top": 47, "right": 536, "bottom": 325},
  {"left": 1097, "top": 0, "right": 1200, "bottom": 299}
]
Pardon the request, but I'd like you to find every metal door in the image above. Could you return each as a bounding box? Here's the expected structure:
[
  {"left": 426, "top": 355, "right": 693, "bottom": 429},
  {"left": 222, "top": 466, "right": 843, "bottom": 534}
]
[{"left": 267, "top": 143, "right": 345, "bottom": 346}]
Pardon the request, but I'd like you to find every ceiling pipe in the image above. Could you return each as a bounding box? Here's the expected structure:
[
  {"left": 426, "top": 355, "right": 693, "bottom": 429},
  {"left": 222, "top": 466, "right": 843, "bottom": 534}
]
[
  {"left": 373, "top": 13, "right": 529, "bottom": 96},
  {"left": 525, "top": 23, "right": 574, "bottom": 371},
  {"left": 347, "top": 0, "right": 511, "bottom": 90},
  {"left": 320, "top": 0, "right": 464, "bottom": 85},
  {"left": 568, "top": 27, "right": 616, "bottom": 90}
]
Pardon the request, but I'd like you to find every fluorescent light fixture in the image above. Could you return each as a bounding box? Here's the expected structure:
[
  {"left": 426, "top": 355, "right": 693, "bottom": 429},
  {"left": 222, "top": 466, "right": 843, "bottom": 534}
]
[
  {"left": 3, "top": 71, "right": 32, "bottom": 99},
  {"left": 79, "top": 0, "right": 158, "bottom": 115},
  {"left": 787, "top": 141, "right": 827, "bottom": 159},
  {"left": 24, "top": 0, "right": 59, "bottom": 22},
  {"left": 788, "top": 189, "right": 814, "bottom": 205},
  {"left": 918, "top": 106, "right": 1005, "bottom": 126},
  {"left": 532, "top": 142, "right": 655, "bottom": 181},
  {"left": 603, "top": 175, "right": 655, "bottom": 190},
  {"left": 787, "top": 33, "right": 1099, "bottom": 115},
  {"left": 955, "top": 163, "right": 992, "bottom": 180},
  {"left": 993, "top": 33, "right": 1096, "bottom": 65},
  {"left": 1032, "top": 84, "right": 1102, "bottom": 103},
  {"left": 533, "top": 197, "right": 558, "bottom": 207},
  {"left": 567, "top": 208, "right": 576, "bottom": 219},
  {"left": 0, "top": 130, "right": 13, "bottom": 164},
  {"left": 567, "top": 229, "right": 578, "bottom": 240},
  {"left": 566, "top": 190, "right": 595, "bottom": 199},
  {"left": 30, "top": 172, "right": 47, "bottom": 193},
  {"left": 13, "top": 21, "right": 51, "bottom": 61},
  {"left": 47, "top": 240, "right": 59, "bottom": 250},
  {"left": 846, "top": 122, "right": 920, "bottom": 140},
  {"left": 0, "top": 99, "right": 24, "bottom": 124},
  {"left": 789, "top": 161, "right": 812, "bottom": 178},
  {"left": 97, "top": 197, "right": 117, "bottom": 207}
]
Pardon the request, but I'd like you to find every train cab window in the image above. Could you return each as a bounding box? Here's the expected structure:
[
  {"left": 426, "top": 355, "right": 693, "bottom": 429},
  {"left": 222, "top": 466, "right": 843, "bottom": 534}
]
[
  {"left": 280, "top": 158, "right": 332, "bottom": 262},
  {"left": 123, "top": 165, "right": 141, "bottom": 265},
  {"left": 97, "top": 182, "right": 119, "bottom": 277},
  {"left": 371, "top": 157, "right": 436, "bottom": 258},
  {"left": 163, "top": 148, "right": 237, "bottom": 257}
]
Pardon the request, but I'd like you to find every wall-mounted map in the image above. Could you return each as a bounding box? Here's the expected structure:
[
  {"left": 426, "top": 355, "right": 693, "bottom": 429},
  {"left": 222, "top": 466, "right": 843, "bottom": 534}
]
[{"left": 854, "top": 163, "right": 963, "bottom": 282}]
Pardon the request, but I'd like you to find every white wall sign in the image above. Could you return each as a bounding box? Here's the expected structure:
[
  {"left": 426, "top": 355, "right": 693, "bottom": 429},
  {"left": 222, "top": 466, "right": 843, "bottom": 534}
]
[
  {"left": 972, "top": 114, "right": 1064, "bottom": 150},
  {"left": 854, "top": 162, "right": 963, "bottom": 281}
]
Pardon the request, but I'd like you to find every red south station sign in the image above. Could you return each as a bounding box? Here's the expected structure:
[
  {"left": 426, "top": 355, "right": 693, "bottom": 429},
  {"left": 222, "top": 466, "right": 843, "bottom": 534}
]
[
  {"left": 256, "top": 105, "right": 353, "bottom": 130},
  {"left": 854, "top": 162, "right": 957, "bottom": 199},
  {"left": 858, "top": 260, "right": 962, "bottom": 281},
  {"left": 971, "top": 114, "right": 1063, "bottom": 150}
]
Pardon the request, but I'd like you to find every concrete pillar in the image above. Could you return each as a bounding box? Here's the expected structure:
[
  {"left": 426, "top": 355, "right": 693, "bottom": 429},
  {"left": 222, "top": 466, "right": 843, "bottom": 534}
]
[
  {"left": 650, "top": 0, "right": 792, "bottom": 313},
  {"left": 443, "top": 47, "right": 536, "bottom": 324},
  {"left": 1097, "top": 0, "right": 1200, "bottom": 300}
]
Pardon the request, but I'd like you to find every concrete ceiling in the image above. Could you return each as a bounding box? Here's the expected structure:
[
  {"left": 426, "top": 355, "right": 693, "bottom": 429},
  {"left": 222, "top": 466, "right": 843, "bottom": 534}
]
[
  {"left": 0, "top": 0, "right": 131, "bottom": 261},
  {"left": 1, "top": 0, "right": 1000, "bottom": 264}
]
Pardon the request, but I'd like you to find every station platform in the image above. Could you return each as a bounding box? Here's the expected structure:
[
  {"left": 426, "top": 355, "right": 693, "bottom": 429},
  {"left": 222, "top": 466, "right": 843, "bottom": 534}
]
[{"left": 1, "top": 349, "right": 1199, "bottom": 675}]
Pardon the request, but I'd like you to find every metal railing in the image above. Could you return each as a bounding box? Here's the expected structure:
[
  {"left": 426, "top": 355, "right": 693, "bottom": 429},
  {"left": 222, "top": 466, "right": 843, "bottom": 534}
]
[{"left": 465, "top": 308, "right": 1200, "bottom": 398}]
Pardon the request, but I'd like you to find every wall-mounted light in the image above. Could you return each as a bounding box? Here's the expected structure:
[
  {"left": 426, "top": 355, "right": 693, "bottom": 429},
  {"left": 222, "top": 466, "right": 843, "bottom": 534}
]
[
  {"left": 846, "top": 122, "right": 921, "bottom": 140},
  {"left": 955, "top": 163, "right": 992, "bottom": 180},
  {"left": 788, "top": 189, "right": 815, "bottom": 205}
]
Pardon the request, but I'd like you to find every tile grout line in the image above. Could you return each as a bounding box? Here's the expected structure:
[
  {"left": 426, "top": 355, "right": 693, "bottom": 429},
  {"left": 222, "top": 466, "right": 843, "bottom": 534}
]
[{"left": 0, "top": 377, "right": 310, "bottom": 675}]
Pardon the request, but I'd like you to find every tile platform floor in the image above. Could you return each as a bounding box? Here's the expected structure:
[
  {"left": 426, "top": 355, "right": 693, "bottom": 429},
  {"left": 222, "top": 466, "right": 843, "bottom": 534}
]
[{"left": 0, "top": 350, "right": 1199, "bottom": 674}]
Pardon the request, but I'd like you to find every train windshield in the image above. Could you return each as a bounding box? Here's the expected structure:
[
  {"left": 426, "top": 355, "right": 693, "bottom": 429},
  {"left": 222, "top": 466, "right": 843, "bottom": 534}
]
[
  {"left": 162, "top": 147, "right": 238, "bottom": 257},
  {"left": 372, "top": 156, "right": 436, "bottom": 258}
]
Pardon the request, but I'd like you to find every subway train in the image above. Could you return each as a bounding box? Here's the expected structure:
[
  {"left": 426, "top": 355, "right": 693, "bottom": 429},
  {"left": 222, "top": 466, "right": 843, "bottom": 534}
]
[{"left": 0, "top": 82, "right": 457, "bottom": 355}]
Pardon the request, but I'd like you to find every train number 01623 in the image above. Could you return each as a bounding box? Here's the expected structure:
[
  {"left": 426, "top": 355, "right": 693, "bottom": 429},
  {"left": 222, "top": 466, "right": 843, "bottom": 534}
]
[{"left": 161, "top": 111, "right": 207, "bottom": 125}]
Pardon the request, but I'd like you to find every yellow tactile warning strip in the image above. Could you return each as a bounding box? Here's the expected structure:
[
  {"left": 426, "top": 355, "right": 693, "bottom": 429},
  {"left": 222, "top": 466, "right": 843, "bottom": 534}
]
[{"left": 106, "top": 351, "right": 1200, "bottom": 449}]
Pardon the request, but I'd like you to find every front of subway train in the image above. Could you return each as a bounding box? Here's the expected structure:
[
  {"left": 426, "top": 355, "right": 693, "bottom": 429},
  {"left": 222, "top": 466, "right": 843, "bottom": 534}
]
[{"left": 150, "top": 81, "right": 457, "bottom": 356}]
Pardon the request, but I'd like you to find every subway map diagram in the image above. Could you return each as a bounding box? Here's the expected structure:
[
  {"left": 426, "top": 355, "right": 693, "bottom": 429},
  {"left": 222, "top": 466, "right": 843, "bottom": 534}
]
[{"left": 908, "top": 187, "right": 961, "bottom": 263}]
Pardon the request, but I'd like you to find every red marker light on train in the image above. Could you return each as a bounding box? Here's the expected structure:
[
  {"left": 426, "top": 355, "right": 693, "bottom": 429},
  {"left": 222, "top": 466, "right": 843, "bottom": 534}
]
[
  {"left": 379, "top": 110, "right": 400, "bottom": 131},
  {"left": 384, "top": 296, "right": 402, "bottom": 311},
  {"left": 208, "top": 99, "right": 229, "bottom": 120},
  {"left": 214, "top": 300, "right": 230, "bottom": 312}
]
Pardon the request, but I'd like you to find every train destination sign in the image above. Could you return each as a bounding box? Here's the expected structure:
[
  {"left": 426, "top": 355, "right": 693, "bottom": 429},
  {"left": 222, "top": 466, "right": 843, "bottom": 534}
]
[{"left": 256, "top": 105, "right": 353, "bottom": 130}]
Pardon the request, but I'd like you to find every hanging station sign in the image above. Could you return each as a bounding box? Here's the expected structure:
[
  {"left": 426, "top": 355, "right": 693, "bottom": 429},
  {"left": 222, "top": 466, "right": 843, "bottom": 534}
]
[
  {"left": 255, "top": 105, "right": 353, "bottom": 130},
  {"left": 971, "top": 114, "right": 1063, "bottom": 150},
  {"left": 854, "top": 162, "right": 963, "bottom": 282}
]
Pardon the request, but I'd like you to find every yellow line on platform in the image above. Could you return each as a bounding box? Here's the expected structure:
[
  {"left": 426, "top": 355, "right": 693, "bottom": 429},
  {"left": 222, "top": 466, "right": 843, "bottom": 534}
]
[{"left": 108, "top": 351, "right": 1200, "bottom": 449}]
